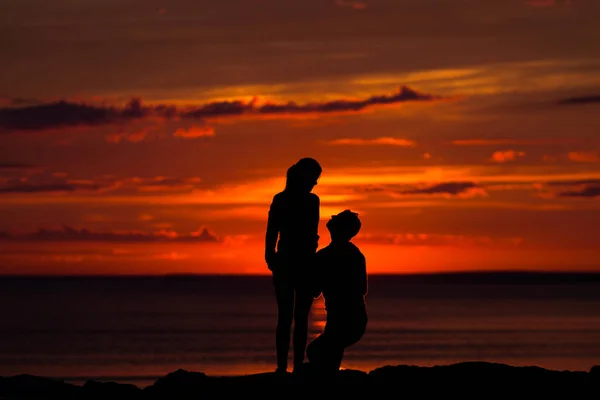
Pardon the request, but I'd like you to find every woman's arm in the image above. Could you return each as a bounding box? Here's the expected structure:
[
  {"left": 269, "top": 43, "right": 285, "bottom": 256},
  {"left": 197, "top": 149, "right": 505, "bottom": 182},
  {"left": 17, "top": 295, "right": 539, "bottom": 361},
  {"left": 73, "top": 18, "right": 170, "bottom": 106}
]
[
  {"left": 311, "top": 194, "right": 320, "bottom": 252},
  {"left": 265, "top": 196, "right": 279, "bottom": 270}
]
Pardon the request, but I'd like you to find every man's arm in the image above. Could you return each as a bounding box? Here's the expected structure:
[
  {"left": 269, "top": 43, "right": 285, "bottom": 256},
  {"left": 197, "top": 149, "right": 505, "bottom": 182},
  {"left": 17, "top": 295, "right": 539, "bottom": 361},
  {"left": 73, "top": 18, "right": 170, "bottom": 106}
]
[
  {"left": 265, "top": 196, "right": 279, "bottom": 269},
  {"left": 311, "top": 251, "right": 324, "bottom": 298}
]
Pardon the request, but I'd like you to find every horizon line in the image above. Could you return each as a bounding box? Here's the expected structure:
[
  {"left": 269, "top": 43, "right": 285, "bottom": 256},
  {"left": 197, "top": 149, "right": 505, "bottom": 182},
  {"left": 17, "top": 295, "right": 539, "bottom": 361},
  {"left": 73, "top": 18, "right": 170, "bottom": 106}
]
[{"left": 2, "top": 270, "right": 600, "bottom": 278}]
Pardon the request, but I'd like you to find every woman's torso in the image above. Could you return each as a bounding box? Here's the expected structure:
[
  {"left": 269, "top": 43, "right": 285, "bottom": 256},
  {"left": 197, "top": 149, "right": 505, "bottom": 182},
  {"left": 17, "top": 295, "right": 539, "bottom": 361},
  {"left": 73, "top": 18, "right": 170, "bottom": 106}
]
[{"left": 273, "top": 191, "right": 319, "bottom": 256}]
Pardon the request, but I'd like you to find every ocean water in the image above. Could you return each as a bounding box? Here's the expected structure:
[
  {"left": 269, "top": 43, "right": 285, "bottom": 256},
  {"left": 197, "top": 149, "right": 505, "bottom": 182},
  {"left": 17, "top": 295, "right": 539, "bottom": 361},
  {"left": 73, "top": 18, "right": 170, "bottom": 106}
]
[{"left": 1, "top": 273, "right": 600, "bottom": 388}]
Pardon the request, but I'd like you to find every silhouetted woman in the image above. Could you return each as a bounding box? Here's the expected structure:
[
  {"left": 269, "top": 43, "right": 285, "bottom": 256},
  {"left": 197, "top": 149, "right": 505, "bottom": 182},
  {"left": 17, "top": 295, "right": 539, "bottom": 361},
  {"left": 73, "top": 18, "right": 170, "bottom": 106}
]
[{"left": 265, "top": 157, "right": 322, "bottom": 374}]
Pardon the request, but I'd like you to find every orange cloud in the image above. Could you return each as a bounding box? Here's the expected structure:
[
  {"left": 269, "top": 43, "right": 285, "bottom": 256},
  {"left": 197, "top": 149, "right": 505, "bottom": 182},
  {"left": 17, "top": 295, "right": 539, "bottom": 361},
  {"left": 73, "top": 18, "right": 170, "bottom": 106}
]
[
  {"left": 335, "top": 0, "right": 367, "bottom": 9},
  {"left": 174, "top": 126, "right": 215, "bottom": 139},
  {"left": 491, "top": 150, "right": 526, "bottom": 163},
  {"left": 452, "top": 139, "right": 577, "bottom": 146},
  {"left": 527, "top": 0, "right": 572, "bottom": 7},
  {"left": 326, "top": 137, "right": 416, "bottom": 147},
  {"left": 568, "top": 151, "right": 599, "bottom": 163},
  {"left": 0, "top": 226, "right": 220, "bottom": 243},
  {"left": 152, "top": 252, "right": 191, "bottom": 260},
  {"left": 358, "top": 232, "right": 524, "bottom": 248},
  {"left": 105, "top": 127, "right": 153, "bottom": 144},
  {"left": 393, "top": 181, "right": 487, "bottom": 199}
]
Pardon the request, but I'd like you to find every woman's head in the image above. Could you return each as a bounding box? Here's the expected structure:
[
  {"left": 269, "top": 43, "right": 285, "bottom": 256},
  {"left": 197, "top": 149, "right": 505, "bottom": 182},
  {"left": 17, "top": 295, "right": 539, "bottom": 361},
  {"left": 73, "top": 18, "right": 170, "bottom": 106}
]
[{"left": 285, "top": 157, "right": 322, "bottom": 193}]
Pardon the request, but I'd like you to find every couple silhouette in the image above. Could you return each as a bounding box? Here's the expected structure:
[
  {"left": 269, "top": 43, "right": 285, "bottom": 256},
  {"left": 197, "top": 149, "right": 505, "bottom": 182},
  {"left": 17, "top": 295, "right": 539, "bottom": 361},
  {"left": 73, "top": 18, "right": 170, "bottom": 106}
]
[{"left": 265, "top": 158, "right": 368, "bottom": 380}]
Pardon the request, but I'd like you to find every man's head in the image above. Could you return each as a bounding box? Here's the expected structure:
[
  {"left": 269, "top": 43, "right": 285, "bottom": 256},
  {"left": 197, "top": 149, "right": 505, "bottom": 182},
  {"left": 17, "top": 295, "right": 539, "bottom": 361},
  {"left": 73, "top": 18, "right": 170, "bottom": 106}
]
[{"left": 326, "top": 210, "right": 361, "bottom": 242}]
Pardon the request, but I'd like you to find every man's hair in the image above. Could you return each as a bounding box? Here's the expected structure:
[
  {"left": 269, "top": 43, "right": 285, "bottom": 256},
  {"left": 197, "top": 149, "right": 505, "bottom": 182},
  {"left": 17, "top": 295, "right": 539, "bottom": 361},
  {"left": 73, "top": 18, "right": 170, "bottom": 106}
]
[{"left": 329, "top": 210, "right": 361, "bottom": 240}]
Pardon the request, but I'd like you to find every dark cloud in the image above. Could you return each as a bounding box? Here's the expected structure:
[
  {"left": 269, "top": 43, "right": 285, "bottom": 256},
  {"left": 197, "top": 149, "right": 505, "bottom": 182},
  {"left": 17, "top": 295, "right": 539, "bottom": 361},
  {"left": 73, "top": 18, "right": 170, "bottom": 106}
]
[
  {"left": 557, "top": 185, "right": 600, "bottom": 198},
  {"left": 185, "top": 86, "right": 439, "bottom": 119},
  {"left": 0, "top": 162, "right": 40, "bottom": 171},
  {"left": 0, "top": 86, "right": 443, "bottom": 133},
  {"left": 0, "top": 226, "right": 220, "bottom": 243},
  {"left": 0, "top": 178, "right": 101, "bottom": 193},
  {"left": 0, "top": 98, "right": 173, "bottom": 132},
  {"left": 0, "top": 174, "right": 203, "bottom": 194},
  {"left": 399, "top": 181, "right": 480, "bottom": 196},
  {"left": 254, "top": 86, "right": 435, "bottom": 115},
  {"left": 546, "top": 179, "right": 600, "bottom": 186},
  {"left": 557, "top": 95, "right": 600, "bottom": 106}
]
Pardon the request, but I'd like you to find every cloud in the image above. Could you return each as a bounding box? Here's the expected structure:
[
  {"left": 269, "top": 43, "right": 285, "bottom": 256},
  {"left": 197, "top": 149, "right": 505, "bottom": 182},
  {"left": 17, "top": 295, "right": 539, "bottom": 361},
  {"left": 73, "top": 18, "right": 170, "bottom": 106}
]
[
  {"left": 326, "top": 137, "right": 416, "bottom": 146},
  {"left": 0, "top": 173, "right": 203, "bottom": 194},
  {"left": 546, "top": 179, "right": 600, "bottom": 186},
  {"left": 0, "top": 226, "right": 220, "bottom": 243},
  {"left": 0, "top": 162, "right": 41, "bottom": 171},
  {"left": 335, "top": 0, "right": 367, "bottom": 10},
  {"left": 491, "top": 150, "right": 526, "bottom": 163},
  {"left": 152, "top": 252, "right": 191, "bottom": 260},
  {"left": 0, "top": 98, "right": 167, "bottom": 132},
  {"left": 0, "top": 97, "right": 41, "bottom": 107},
  {"left": 0, "top": 86, "right": 444, "bottom": 136},
  {"left": 281, "top": 86, "right": 436, "bottom": 113},
  {"left": 567, "top": 151, "right": 599, "bottom": 163},
  {"left": 397, "top": 181, "right": 486, "bottom": 198},
  {"left": 557, "top": 185, "right": 600, "bottom": 198},
  {"left": 541, "top": 179, "right": 600, "bottom": 199},
  {"left": 557, "top": 94, "right": 600, "bottom": 105},
  {"left": 105, "top": 126, "right": 156, "bottom": 144},
  {"left": 452, "top": 139, "right": 578, "bottom": 146},
  {"left": 0, "top": 178, "right": 102, "bottom": 193},
  {"left": 174, "top": 126, "right": 215, "bottom": 139},
  {"left": 131, "top": 176, "right": 203, "bottom": 193},
  {"left": 527, "top": 0, "right": 572, "bottom": 7},
  {"left": 358, "top": 232, "right": 524, "bottom": 248}
]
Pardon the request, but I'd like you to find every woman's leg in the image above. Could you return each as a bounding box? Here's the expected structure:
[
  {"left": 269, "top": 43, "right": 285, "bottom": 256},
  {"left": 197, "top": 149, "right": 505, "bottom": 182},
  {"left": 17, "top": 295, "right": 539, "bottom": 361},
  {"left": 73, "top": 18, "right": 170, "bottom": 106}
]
[
  {"left": 273, "top": 270, "right": 294, "bottom": 372},
  {"left": 292, "top": 290, "right": 314, "bottom": 371}
]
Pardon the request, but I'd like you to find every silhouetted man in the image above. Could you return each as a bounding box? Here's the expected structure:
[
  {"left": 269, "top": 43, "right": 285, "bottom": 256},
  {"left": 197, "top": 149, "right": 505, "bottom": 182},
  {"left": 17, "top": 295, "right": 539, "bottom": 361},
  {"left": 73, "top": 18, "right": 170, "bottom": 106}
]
[{"left": 306, "top": 210, "right": 368, "bottom": 380}]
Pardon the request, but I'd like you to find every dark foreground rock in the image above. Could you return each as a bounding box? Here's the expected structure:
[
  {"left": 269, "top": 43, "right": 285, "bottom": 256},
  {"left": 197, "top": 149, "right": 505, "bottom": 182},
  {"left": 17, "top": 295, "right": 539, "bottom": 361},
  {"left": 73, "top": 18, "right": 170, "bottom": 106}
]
[{"left": 1, "top": 362, "right": 598, "bottom": 399}]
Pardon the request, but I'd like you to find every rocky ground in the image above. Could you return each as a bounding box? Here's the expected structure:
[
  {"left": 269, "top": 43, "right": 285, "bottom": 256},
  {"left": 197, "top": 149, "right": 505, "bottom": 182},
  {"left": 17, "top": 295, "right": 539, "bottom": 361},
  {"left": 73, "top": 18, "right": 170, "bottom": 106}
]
[{"left": 1, "top": 361, "right": 599, "bottom": 399}]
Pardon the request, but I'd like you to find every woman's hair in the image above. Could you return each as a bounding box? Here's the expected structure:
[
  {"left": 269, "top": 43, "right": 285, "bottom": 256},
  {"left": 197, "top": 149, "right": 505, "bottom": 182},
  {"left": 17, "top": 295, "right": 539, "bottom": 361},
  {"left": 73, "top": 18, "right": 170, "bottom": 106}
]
[
  {"left": 295, "top": 157, "right": 322, "bottom": 181},
  {"left": 284, "top": 158, "right": 322, "bottom": 192},
  {"left": 284, "top": 164, "right": 301, "bottom": 191}
]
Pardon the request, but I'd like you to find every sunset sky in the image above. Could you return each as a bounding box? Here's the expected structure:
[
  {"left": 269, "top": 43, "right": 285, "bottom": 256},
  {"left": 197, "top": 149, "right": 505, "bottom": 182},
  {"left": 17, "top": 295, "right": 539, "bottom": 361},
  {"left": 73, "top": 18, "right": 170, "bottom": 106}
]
[{"left": 1, "top": 0, "right": 599, "bottom": 274}]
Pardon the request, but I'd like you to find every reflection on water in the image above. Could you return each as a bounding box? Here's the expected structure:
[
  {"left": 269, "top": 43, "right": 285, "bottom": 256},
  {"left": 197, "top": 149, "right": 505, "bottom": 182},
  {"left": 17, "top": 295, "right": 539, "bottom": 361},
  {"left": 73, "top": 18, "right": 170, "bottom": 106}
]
[{"left": 310, "top": 295, "right": 326, "bottom": 334}]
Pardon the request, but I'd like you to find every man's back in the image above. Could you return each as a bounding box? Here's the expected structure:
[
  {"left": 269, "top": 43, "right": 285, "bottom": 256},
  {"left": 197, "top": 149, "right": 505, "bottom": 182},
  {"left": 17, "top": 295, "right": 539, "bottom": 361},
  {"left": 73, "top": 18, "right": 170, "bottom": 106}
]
[{"left": 316, "top": 241, "right": 367, "bottom": 313}]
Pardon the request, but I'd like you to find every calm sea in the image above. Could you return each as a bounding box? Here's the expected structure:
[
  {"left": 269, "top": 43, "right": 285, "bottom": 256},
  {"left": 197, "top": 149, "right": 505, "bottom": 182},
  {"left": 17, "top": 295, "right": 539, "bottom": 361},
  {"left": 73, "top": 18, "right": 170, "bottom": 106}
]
[{"left": 1, "top": 273, "right": 600, "bottom": 388}]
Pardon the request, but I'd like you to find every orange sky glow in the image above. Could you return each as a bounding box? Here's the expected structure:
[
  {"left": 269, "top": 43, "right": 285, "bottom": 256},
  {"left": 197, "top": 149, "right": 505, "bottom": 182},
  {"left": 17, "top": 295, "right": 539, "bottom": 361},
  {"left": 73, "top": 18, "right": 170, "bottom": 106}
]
[{"left": 1, "top": 0, "right": 599, "bottom": 274}]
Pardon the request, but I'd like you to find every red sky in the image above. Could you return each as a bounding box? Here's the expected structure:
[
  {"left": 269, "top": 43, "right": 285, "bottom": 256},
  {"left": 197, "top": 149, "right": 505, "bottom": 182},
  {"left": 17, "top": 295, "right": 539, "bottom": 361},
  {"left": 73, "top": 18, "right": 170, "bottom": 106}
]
[{"left": 1, "top": 0, "right": 599, "bottom": 274}]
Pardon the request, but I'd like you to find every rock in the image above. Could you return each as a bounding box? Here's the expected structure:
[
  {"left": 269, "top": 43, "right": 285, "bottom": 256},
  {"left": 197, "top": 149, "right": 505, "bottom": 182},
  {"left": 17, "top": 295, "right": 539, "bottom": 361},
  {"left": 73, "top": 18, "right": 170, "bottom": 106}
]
[
  {"left": 369, "top": 361, "right": 591, "bottom": 395},
  {"left": 81, "top": 380, "right": 143, "bottom": 399},
  {"left": 0, "top": 374, "right": 80, "bottom": 399},
  {"left": 1, "top": 362, "right": 599, "bottom": 398},
  {"left": 143, "top": 369, "right": 208, "bottom": 399}
]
